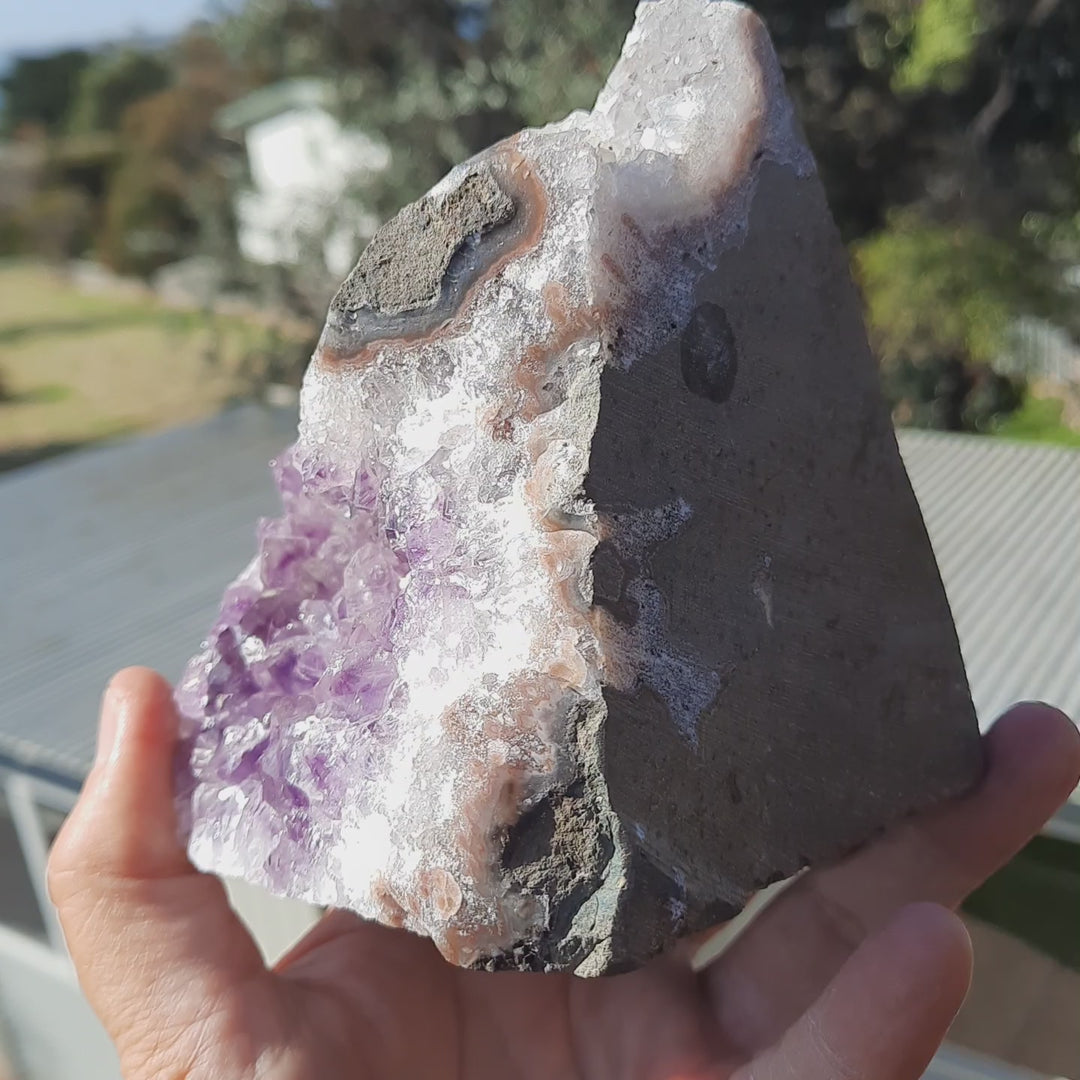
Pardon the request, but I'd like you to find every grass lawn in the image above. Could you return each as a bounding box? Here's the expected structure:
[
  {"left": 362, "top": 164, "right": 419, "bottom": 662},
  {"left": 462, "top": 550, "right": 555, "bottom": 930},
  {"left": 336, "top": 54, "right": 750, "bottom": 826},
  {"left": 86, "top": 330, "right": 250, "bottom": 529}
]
[
  {"left": 0, "top": 261, "right": 312, "bottom": 472},
  {"left": 993, "top": 395, "right": 1080, "bottom": 448},
  {"left": 964, "top": 834, "right": 1080, "bottom": 972}
]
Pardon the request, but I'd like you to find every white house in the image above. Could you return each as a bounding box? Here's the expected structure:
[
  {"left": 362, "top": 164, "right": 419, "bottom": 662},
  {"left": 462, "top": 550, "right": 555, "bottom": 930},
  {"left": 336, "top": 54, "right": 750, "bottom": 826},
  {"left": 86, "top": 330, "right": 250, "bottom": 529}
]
[{"left": 217, "top": 79, "right": 391, "bottom": 278}]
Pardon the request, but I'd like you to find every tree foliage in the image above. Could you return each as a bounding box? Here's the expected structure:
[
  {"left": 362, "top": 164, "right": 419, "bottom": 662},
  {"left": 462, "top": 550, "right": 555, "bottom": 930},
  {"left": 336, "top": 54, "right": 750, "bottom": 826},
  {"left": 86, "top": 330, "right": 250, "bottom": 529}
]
[
  {"left": 67, "top": 48, "right": 171, "bottom": 135},
  {"left": 890, "top": 0, "right": 981, "bottom": 94},
  {"left": 483, "top": 0, "right": 632, "bottom": 128},
  {"left": 5, "top": 0, "right": 1078, "bottom": 431},
  {"left": 217, "top": 0, "right": 1078, "bottom": 250},
  {"left": 855, "top": 213, "right": 1058, "bottom": 369},
  {"left": 213, "top": 0, "right": 636, "bottom": 217},
  {"left": 98, "top": 33, "right": 239, "bottom": 276},
  {"left": 0, "top": 50, "right": 91, "bottom": 136}
]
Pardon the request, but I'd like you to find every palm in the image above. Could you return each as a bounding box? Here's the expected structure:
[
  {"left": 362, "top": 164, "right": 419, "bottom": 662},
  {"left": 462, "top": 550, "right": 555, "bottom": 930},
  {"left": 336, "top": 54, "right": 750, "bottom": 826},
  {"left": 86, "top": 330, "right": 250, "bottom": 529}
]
[{"left": 49, "top": 671, "right": 1079, "bottom": 1080}]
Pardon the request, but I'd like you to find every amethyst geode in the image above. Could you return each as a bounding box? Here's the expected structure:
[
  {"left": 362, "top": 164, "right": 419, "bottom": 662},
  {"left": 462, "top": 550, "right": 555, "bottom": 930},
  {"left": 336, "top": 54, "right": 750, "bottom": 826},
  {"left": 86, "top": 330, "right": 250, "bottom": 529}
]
[{"left": 176, "top": 0, "right": 981, "bottom": 974}]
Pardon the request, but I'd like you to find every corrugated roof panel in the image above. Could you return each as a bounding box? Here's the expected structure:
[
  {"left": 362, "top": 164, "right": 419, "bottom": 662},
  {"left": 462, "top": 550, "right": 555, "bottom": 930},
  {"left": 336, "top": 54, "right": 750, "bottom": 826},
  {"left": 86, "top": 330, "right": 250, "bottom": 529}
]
[{"left": 897, "top": 430, "right": 1080, "bottom": 734}]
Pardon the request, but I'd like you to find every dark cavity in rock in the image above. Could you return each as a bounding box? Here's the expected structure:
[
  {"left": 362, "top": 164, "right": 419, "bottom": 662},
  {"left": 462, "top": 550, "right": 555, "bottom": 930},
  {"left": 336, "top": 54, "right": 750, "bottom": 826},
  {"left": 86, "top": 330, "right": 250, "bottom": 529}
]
[{"left": 681, "top": 302, "right": 738, "bottom": 403}]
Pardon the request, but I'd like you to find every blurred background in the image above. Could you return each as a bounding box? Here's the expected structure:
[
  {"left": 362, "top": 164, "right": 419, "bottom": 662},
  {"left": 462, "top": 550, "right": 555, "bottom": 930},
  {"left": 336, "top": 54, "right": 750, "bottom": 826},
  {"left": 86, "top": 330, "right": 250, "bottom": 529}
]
[{"left": 0, "top": 1, "right": 1077, "bottom": 1078}]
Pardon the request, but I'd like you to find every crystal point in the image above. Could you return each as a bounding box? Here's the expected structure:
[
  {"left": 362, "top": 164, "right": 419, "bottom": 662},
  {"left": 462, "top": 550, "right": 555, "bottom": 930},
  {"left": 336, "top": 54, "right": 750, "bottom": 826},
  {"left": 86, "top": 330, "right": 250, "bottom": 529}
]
[{"left": 177, "top": 0, "right": 981, "bottom": 973}]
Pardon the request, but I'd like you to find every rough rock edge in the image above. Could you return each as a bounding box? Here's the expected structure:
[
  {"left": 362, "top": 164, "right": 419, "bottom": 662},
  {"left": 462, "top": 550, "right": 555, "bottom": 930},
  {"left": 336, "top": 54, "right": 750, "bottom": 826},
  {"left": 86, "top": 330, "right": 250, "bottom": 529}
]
[{"left": 471, "top": 696, "right": 622, "bottom": 973}]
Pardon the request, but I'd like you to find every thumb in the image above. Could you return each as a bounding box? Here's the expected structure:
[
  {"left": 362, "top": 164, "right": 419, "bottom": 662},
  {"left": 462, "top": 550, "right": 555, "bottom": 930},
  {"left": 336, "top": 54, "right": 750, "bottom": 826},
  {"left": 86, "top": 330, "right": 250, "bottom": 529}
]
[
  {"left": 741, "top": 903, "right": 972, "bottom": 1080},
  {"left": 47, "top": 668, "right": 268, "bottom": 1058}
]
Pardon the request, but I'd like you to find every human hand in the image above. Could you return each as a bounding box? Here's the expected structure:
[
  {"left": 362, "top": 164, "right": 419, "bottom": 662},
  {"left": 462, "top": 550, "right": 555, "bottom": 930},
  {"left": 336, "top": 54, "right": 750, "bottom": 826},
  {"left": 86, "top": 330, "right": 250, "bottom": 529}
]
[{"left": 49, "top": 668, "right": 1080, "bottom": 1080}]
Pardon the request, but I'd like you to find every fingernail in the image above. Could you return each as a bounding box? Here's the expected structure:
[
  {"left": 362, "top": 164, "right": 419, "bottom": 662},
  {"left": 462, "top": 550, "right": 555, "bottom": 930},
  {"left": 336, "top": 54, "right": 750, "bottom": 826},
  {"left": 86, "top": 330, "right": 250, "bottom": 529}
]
[{"left": 95, "top": 680, "right": 120, "bottom": 767}]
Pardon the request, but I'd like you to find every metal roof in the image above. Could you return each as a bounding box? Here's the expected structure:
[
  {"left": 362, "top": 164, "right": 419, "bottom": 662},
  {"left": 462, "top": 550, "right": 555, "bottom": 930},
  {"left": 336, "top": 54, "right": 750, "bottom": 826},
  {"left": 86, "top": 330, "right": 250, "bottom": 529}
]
[
  {"left": 896, "top": 430, "right": 1080, "bottom": 733},
  {"left": 0, "top": 404, "right": 297, "bottom": 786},
  {"left": 0, "top": 413, "right": 1077, "bottom": 807}
]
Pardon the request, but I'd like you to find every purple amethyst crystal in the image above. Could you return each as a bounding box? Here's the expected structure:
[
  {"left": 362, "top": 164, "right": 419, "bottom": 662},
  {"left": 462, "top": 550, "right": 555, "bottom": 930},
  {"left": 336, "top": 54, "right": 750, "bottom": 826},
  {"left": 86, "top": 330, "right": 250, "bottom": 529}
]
[{"left": 176, "top": 448, "right": 407, "bottom": 895}]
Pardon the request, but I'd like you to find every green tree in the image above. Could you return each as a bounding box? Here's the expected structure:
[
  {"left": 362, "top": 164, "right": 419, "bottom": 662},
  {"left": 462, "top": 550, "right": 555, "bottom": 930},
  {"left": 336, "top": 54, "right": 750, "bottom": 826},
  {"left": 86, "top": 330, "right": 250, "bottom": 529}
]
[
  {"left": 214, "top": 0, "right": 635, "bottom": 218},
  {"left": 0, "top": 50, "right": 90, "bottom": 136},
  {"left": 98, "top": 32, "right": 238, "bottom": 276},
  {"left": 67, "top": 48, "right": 171, "bottom": 135},
  {"left": 857, "top": 215, "right": 1032, "bottom": 370},
  {"left": 484, "top": 0, "right": 632, "bottom": 128},
  {"left": 854, "top": 211, "right": 1065, "bottom": 430}
]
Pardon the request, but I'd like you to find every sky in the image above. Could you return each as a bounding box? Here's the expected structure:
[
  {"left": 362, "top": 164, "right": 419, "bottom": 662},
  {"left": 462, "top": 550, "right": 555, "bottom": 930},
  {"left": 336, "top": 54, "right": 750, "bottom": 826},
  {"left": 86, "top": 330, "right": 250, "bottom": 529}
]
[{"left": 1, "top": 0, "right": 215, "bottom": 55}]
